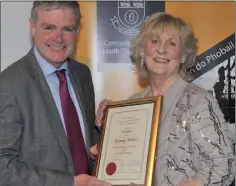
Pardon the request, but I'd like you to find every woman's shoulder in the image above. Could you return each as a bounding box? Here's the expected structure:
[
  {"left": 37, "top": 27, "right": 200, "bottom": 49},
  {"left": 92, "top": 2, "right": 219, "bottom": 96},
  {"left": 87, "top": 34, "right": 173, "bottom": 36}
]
[
  {"left": 129, "top": 86, "right": 151, "bottom": 99},
  {"left": 184, "top": 82, "right": 219, "bottom": 107},
  {"left": 186, "top": 82, "right": 209, "bottom": 95}
]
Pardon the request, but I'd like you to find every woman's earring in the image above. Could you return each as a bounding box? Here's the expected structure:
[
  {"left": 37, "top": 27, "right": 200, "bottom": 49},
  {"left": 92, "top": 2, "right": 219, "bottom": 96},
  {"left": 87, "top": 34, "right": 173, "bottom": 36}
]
[
  {"left": 181, "top": 55, "right": 186, "bottom": 64},
  {"left": 140, "top": 52, "right": 144, "bottom": 58},
  {"left": 140, "top": 55, "right": 145, "bottom": 67}
]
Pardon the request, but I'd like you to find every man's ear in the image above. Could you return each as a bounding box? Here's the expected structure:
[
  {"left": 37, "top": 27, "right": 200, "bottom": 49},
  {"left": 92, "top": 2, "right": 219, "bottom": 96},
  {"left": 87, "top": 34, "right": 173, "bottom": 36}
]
[
  {"left": 76, "top": 26, "right": 80, "bottom": 35},
  {"left": 29, "top": 18, "right": 36, "bottom": 38},
  {"left": 75, "top": 24, "right": 81, "bottom": 37}
]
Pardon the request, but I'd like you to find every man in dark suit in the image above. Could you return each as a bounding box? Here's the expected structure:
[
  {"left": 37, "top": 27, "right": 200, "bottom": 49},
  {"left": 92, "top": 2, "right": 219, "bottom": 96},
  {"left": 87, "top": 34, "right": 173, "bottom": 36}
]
[{"left": 0, "top": 2, "right": 110, "bottom": 186}]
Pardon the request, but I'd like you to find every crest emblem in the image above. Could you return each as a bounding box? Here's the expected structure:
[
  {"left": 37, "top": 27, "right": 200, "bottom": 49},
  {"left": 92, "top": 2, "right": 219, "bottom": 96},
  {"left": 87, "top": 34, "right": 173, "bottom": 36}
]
[{"left": 111, "top": 0, "right": 147, "bottom": 36}]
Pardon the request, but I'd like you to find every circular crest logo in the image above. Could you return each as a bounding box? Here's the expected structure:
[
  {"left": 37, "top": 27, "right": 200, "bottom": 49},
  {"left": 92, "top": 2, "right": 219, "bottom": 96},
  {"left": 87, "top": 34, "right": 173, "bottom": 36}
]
[{"left": 111, "top": 0, "right": 148, "bottom": 36}]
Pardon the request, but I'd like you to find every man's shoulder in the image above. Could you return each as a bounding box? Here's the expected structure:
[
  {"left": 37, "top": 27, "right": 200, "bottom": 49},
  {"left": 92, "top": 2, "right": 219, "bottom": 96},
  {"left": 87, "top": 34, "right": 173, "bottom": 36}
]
[
  {"left": 68, "top": 58, "right": 89, "bottom": 68},
  {"left": 68, "top": 58, "right": 90, "bottom": 74},
  {"left": 69, "top": 59, "right": 89, "bottom": 70},
  {"left": 0, "top": 54, "right": 31, "bottom": 95},
  {"left": 0, "top": 54, "right": 29, "bottom": 81}
]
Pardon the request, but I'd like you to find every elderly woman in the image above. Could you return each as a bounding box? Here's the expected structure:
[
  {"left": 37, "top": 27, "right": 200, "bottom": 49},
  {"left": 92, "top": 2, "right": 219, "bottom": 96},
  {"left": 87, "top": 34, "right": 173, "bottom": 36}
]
[{"left": 96, "top": 13, "right": 235, "bottom": 186}]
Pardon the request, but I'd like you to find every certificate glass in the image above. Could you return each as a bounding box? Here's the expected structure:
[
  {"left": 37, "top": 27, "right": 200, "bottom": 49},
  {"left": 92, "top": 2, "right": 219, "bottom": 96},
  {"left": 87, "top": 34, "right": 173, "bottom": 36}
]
[{"left": 93, "top": 96, "right": 163, "bottom": 186}]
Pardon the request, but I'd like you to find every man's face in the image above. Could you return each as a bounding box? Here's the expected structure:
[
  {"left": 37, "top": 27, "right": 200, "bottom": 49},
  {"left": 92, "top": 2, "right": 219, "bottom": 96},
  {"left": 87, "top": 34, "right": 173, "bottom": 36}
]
[{"left": 30, "top": 7, "right": 78, "bottom": 68}]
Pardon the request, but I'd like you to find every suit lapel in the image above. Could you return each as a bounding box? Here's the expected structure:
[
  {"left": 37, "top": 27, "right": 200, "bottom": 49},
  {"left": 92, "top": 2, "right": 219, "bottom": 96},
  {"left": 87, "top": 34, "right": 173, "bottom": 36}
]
[
  {"left": 25, "top": 49, "right": 72, "bottom": 163},
  {"left": 68, "top": 62, "right": 91, "bottom": 149}
]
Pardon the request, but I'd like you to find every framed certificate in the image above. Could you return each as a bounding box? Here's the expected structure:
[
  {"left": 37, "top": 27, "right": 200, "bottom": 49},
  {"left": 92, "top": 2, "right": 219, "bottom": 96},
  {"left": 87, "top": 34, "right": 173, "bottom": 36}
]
[{"left": 93, "top": 96, "right": 163, "bottom": 186}]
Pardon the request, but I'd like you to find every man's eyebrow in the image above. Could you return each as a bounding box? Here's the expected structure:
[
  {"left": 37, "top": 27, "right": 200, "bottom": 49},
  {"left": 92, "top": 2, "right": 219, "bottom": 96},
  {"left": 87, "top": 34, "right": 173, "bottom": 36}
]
[
  {"left": 63, "top": 25, "right": 77, "bottom": 30},
  {"left": 41, "top": 23, "right": 56, "bottom": 26},
  {"left": 39, "top": 23, "right": 77, "bottom": 31},
  {"left": 63, "top": 25, "right": 75, "bottom": 28}
]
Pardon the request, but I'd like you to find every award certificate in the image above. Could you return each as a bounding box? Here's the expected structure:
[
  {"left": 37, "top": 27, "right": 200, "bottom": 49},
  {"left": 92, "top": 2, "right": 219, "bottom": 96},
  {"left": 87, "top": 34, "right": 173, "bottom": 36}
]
[{"left": 93, "top": 96, "right": 163, "bottom": 186}]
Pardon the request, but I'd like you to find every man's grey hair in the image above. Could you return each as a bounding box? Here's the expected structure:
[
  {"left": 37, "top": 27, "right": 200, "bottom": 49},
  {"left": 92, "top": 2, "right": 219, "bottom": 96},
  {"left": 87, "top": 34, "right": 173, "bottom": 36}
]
[{"left": 31, "top": 1, "right": 81, "bottom": 30}]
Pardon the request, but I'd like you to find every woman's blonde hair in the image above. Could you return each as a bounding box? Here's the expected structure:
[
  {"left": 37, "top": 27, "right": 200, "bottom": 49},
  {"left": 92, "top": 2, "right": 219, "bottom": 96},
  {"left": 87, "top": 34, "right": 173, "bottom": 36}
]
[{"left": 131, "top": 12, "right": 198, "bottom": 83}]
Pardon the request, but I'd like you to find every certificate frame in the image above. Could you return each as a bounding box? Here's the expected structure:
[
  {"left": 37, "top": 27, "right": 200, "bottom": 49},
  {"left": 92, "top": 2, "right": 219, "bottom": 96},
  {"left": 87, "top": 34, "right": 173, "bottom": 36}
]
[{"left": 93, "top": 96, "right": 163, "bottom": 186}]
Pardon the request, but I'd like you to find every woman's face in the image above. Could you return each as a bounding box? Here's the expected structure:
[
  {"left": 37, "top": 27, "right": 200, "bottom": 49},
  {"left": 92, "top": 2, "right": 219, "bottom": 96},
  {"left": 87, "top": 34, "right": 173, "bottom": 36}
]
[{"left": 142, "top": 25, "right": 183, "bottom": 79}]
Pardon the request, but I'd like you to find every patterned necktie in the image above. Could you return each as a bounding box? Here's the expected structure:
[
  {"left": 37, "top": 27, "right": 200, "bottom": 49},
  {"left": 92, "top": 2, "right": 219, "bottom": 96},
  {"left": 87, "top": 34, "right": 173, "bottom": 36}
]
[{"left": 56, "top": 69, "right": 88, "bottom": 175}]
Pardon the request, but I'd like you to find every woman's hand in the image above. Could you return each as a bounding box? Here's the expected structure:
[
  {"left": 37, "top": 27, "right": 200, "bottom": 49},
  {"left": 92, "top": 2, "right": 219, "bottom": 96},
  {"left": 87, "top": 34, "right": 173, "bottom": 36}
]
[
  {"left": 178, "top": 177, "right": 202, "bottom": 186},
  {"left": 96, "top": 99, "right": 111, "bottom": 128},
  {"left": 90, "top": 144, "right": 98, "bottom": 157}
]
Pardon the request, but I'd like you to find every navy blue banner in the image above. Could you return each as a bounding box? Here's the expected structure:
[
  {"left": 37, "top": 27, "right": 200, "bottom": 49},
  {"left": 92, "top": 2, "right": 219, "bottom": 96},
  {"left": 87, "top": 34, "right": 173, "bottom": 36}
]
[
  {"left": 97, "top": 1, "right": 165, "bottom": 71},
  {"left": 189, "top": 34, "right": 235, "bottom": 80},
  {"left": 190, "top": 34, "right": 235, "bottom": 123}
]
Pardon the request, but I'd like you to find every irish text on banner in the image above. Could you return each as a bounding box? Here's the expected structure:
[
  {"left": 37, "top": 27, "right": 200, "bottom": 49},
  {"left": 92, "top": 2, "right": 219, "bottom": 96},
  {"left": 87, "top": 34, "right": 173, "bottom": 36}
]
[{"left": 189, "top": 34, "right": 235, "bottom": 124}]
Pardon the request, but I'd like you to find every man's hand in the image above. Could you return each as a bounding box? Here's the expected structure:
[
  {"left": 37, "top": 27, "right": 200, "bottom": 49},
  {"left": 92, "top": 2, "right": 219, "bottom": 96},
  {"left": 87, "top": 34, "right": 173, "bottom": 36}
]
[{"left": 74, "top": 174, "right": 111, "bottom": 186}]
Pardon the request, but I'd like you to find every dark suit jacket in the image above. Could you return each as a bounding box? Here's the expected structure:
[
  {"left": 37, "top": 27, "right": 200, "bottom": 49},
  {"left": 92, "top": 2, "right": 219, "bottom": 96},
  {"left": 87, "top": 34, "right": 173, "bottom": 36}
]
[{"left": 0, "top": 48, "right": 99, "bottom": 186}]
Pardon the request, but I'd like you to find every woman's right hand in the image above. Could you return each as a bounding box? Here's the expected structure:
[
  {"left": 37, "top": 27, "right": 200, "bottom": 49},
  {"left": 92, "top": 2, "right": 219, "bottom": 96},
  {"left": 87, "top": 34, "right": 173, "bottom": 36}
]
[{"left": 96, "top": 99, "right": 111, "bottom": 128}]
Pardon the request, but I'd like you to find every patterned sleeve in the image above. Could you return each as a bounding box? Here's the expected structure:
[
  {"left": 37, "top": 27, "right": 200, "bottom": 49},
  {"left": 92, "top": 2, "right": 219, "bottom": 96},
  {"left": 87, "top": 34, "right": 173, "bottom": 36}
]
[{"left": 189, "top": 90, "right": 235, "bottom": 186}]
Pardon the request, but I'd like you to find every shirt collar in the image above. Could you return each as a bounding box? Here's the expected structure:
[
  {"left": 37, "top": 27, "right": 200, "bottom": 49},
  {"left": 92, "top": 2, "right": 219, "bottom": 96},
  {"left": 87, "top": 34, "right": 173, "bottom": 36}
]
[{"left": 34, "top": 46, "right": 69, "bottom": 77}]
